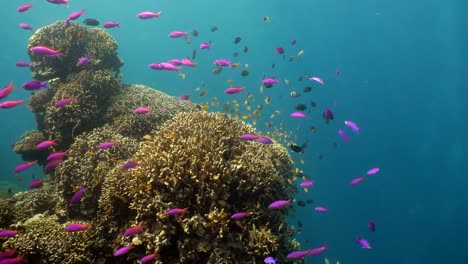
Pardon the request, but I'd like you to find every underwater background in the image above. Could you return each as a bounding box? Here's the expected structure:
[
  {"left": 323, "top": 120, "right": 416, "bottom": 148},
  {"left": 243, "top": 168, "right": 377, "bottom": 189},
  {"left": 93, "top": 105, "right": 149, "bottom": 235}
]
[{"left": 1, "top": 0, "right": 467, "bottom": 263}]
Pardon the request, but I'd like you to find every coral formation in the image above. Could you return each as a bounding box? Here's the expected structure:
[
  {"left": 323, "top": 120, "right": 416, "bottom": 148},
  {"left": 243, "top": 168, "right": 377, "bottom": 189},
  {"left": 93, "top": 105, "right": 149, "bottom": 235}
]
[
  {"left": 27, "top": 21, "right": 123, "bottom": 80},
  {"left": 12, "top": 130, "right": 48, "bottom": 163}
]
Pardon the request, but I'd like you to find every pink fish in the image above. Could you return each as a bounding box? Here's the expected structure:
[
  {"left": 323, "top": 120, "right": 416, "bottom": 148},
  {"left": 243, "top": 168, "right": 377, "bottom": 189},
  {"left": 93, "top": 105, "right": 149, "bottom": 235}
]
[
  {"left": 290, "top": 112, "right": 306, "bottom": 118},
  {"left": 169, "top": 31, "right": 188, "bottom": 38},
  {"left": 28, "top": 179, "right": 43, "bottom": 189},
  {"left": 70, "top": 186, "right": 87, "bottom": 204},
  {"left": 299, "top": 180, "right": 314, "bottom": 188},
  {"left": 200, "top": 42, "right": 211, "bottom": 50},
  {"left": 103, "top": 21, "right": 120, "bottom": 28},
  {"left": 140, "top": 254, "right": 157, "bottom": 263},
  {"left": 0, "top": 256, "right": 25, "bottom": 264},
  {"left": 137, "top": 11, "right": 161, "bottom": 19},
  {"left": 67, "top": 9, "right": 85, "bottom": 20},
  {"left": 181, "top": 58, "right": 196, "bottom": 67},
  {"left": 149, "top": 63, "right": 164, "bottom": 70},
  {"left": 167, "top": 59, "right": 183, "bottom": 65},
  {"left": 286, "top": 250, "right": 310, "bottom": 259},
  {"left": 65, "top": 223, "right": 89, "bottom": 232},
  {"left": 30, "top": 46, "right": 61, "bottom": 57},
  {"left": 314, "top": 206, "right": 328, "bottom": 212},
  {"left": 262, "top": 77, "right": 279, "bottom": 86},
  {"left": 255, "top": 137, "right": 273, "bottom": 144},
  {"left": 338, "top": 129, "right": 349, "bottom": 142},
  {"left": 344, "top": 120, "right": 360, "bottom": 133},
  {"left": 54, "top": 98, "right": 73, "bottom": 107},
  {"left": 0, "top": 100, "right": 24, "bottom": 109},
  {"left": 275, "top": 47, "right": 284, "bottom": 54},
  {"left": 113, "top": 246, "right": 133, "bottom": 256},
  {"left": 167, "top": 208, "right": 187, "bottom": 215},
  {"left": 268, "top": 200, "right": 291, "bottom": 209},
  {"left": 368, "top": 220, "right": 376, "bottom": 232},
  {"left": 213, "top": 59, "right": 231, "bottom": 67},
  {"left": 0, "top": 82, "right": 14, "bottom": 100},
  {"left": 225, "top": 87, "right": 244, "bottom": 94},
  {"left": 98, "top": 142, "right": 114, "bottom": 149},
  {"left": 19, "top": 22, "right": 33, "bottom": 30},
  {"left": 47, "top": 0, "right": 69, "bottom": 6},
  {"left": 179, "top": 93, "right": 190, "bottom": 100},
  {"left": 239, "top": 134, "right": 258, "bottom": 140},
  {"left": 306, "top": 245, "right": 328, "bottom": 256},
  {"left": 309, "top": 77, "right": 324, "bottom": 85},
  {"left": 13, "top": 160, "right": 37, "bottom": 173},
  {"left": 22, "top": 80, "right": 49, "bottom": 90},
  {"left": 367, "top": 167, "right": 380, "bottom": 175},
  {"left": 123, "top": 224, "right": 143, "bottom": 237},
  {"left": 356, "top": 237, "right": 371, "bottom": 249},
  {"left": 133, "top": 107, "right": 151, "bottom": 114},
  {"left": 0, "top": 230, "right": 19, "bottom": 238},
  {"left": 76, "top": 55, "right": 91, "bottom": 66},
  {"left": 18, "top": 4, "right": 32, "bottom": 12},
  {"left": 231, "top": 211, "right": 248, "bottom": 219},
  {"left": 36, "top": 139, "right": 56, "bottom": 149},
  {"left": 350, "top": 176, "right": 365, "bottom": 186},
  {"left": 159, "top": 62, "right": 180, "bottom": 71},
  {"left": 15, "top": 61, "right": 30, "bottom": 67},
  {"left": 45, "top": 159, "right": 62, "bottom": 171},
  {"left": 0, "top": 249, "right": 16, "bottom": 260}
]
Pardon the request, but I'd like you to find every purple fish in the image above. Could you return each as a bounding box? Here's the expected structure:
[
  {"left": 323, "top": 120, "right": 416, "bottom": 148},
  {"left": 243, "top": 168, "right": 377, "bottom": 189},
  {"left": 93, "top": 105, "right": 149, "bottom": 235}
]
[
  {"left": 47, "top": 151, "right": 67, "bottom": 161},
  {"left": 28, "top": 179, "right": 43, "bottom": 189},
  {"left": 70, "top": 186, "right": 87, "bottom": 204},
  {"left": 0, "top": 249, "right": 16, "bottom": 260},
  {"left": 306, "top": 245, "right": 328, "bottom": 256},
  {"left": 167, "top": 59, "right": 183, "bottom": 65},
  {"left": 240, "top": 134, "right": 258, "bottom": 140},
  {"left": 356, "top": 237, "right": 371, "bottom": 249},
  {"left": 17, "top": 4, "right": 32, "bottom": 12},
  {"left": 133, "top": 107, "right": 151, "bottom": 114},
  {"left": 65, "top": 223, "right": 89, "bottom": 232},
  {"left": 290, "top": 112, "right": 306, "bottom": 118},
  {"left": 123, "top": 224, "right": 142, "bottom": 237},
  {"left": 47, "top": 0, "right": 69, "bottom": 5},
  {"left": 179, "top": 93, "right": 190, "bottom": 100},
  {"left": 19, "top": 22, "right": 33, "bottom": 30},
  {"left": 30, "top": 46, "right": 61, "bottom": 57},
  {"left": 137, "top": 11, "right": 161, "bottom": 19},
  {"left": 54, "top": 98, "right": 73, "bottom": 107},
  {"left": 262, "top": 77, "right": 279, "bottom": 86},
  {"left": 200, "top": 42, "right": 211, "bottom": 50},
  {"left": 344, "top": 120, "right": 360, "bottom": 133},
  {"left": 350, "top": 176, "right": 365, "bottom": 186},
  {"left": 225, "top": 87, "right": 244, "bottom": 94},
  {"left": 291, "top": 39, "right": 297, "bottom": 45},
  {"left": 0, "top": 230, "right": 19, "bottom": 238},
  {"left": 338, "top": 129, "right": 349, "bottom": 142},
  {"left": 213, "top": 59, "right": 231, "bottom": 67},
  {"left": 67, "top": 9, "right": 85, "bottom": 20},
  {"left": 22, "top": 80, "right": 48, "bottom": 91},
  {"left": 0, "top": 257, "right": 25, "bottom": 264},
  {"left": 231, "top": 211, "right": 248, "bottom": 219},
  {"left": 268, "top": 200, "right": 290, "bottom": 209},
  {"left": 367, "top": 167, "right": 380, "bottom": 176},
  {"left": 76, "top": 55, "right": 90, "bottom": 66},
  {"left": 314, "top": 206, "right": 328, "bottom": 212},
  {"left": 264, "top": 256, "right": 276, "bottom": 264},
  {"left": 98, "top": 142, "right": 114, "bottom": 149},
  {"left": 255, "top": 137, "right": 273, "bottom": 144},
  {"left": 113, "top": 246, "right": 133, "bottom": 256},
  {"left": 299, "top": 180, "right": 314, "bottom": 187},
  {"left": 286, "top": 250, "right": 310, "bottom": 259},
  {"left": 13, "top": 160, "right": 37, "bottom": 173},
  {"left": 122, "top": 161, "right": 139, "bottom": 169},
  {"left": 140, "top": 254, "right": 157, "bottom": 263},
  {"left": 275, "top": 47, "right": 284, "bottom": 54},
  {"left": 167, "top": 208, "right": 187, "bottom": 215},
  {"left": 37, "top": 140, "right": 56, "bottom": 149},
  {"left": 103, "top": 21, "right": 120, "bottom": 28},
  {"left": 323, "top": 108, "right": 334, "bottom": 123},
  {"left": 159, "top": 62, "right": 180, "bottom": 71},
  {"left": 15, "top": 61, "right": 30, "bottom": 67},
  {"left": 45, "top": 158, "right": 63, "bottom": 171},
  {"left": 369, "top": 220, "right": 376, "bottom": 232}
]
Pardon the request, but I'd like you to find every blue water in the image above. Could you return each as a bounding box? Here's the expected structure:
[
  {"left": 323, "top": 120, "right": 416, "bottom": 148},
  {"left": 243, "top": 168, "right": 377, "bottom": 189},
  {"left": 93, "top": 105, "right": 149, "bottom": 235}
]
[{"left": 1, "top": 0, "right": 467, "bottom": 263}]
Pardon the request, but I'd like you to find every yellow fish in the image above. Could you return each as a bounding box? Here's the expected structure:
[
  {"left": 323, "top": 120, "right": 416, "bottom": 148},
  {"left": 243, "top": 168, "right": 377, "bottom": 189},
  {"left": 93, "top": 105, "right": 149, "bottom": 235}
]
[{"left": 264, "top": 96, "right": 270, "bottom": 104}]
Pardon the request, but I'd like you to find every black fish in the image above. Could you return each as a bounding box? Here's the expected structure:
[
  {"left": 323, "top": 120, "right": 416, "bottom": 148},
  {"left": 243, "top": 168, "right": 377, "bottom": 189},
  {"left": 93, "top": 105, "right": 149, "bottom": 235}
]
[
  {"left": 289, "top": 142, "right": 307, "bottom": 153},
  {"left": 295, "top": 104, "right": 307, "bottom": 111},
  {"left": 211, "top": 26, "right": 218, "bottom": 32},
  {"left": 303, "top": 86, "right": 312, "bottom": 93},
  {"left": 243, "top": 46, "right": 249, "bottom": 53},
  {"left": 192, "top": 29, "right": 199, "bottom": 37},
  {"left": 83, "top": 18, "right": 99, "bottom": 26},
  {"left": 234, "top": 37, "right": 241, "bottom": 44},
  {"left": 240, "top": 70, "right": 249, "bottom": 77}
]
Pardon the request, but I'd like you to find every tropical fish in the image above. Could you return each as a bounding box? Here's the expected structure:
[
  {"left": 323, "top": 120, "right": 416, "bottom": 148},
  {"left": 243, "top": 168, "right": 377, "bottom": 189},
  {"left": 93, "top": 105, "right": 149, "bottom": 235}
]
[
  {"left": 338, "top": 129, "right": 349, "bottom": 142},
  {"left": 294, "top": 104, "right": 307, "bottom": 111},
  {"left": 19, "top": 22, "right": 33, "bottom": 30},
  {"left": 17, "top": 3, "right": 32, "bottom": 12},
  {"left": 350, "top": 176, "right": 365, "bottom": 185},
  {"left": 264, "top": 256, "right": 276, "bottom": 264},
  {"left": 200, "top": 42, "right": 211, "bottom": 50},
  {"left": 0, "top": 249, "right": 16, "bottom": 260},
  {"left": 133, "top": 107, "right": 151, "bottom": 114},
  {"left": 302, "top": 86, "right": 312, "bottom": 93},
  {"left": 344, "top": 120, "right": 360, "bottom": 133},
  {"left": 28, "top": 179, "right": 43, "bottom": 189},
  {"left": 103, "top": 21, "right": 120, "bottom": 28},
  {"left": 0, "top": 230, "right": 19, "bottom": 238},
  {"left": 77, "top": 55, "right": 91, "bottom": 66},
  {"left": 263, "top": 16, "right": 270, "bottom": 22},
  {"left": 169, "top": 31, "right": 188, "bottom": 38},
  {"left": 255, "top": 137, "right": 273, "bottom": 144},
  {"left": 369, "top": 220, "right": 376, "bottom": 232},
  {"left": 291, "top": 39, "right": 297, "bottom": 45},
  {"left": 83, "top": 18, "right": 99, "bottom": 26},
  {"left": 191, "top": 29, "right": 198, "bottom": 37},
  {"left": 214, "top": 59, "right": 231, "bottom": 67},
  {"left": 167, "top": 208, "right": 187, "bottom": 215},
  {"left": 299, "top": 180, "right": 314, "bottom": 187},
  {"left": 30, "top": 46, "right": 61, "bottom": 57},
  {"left": 137, "top": 11, "right": 161, "bottom": 19},
  {"left": 36, "top": 140, "right": 56, "bottom": 149},
  {"left": 98, "top": 142, "right": 114, "bottom": 149},
  {"left": 67, "top": 9, "right": 85, "bottom": 21},
  {"left": 262, "top": 77, "right": 279, "bottom": 86},
  {"left": 140, "top": 254, "right": 157, "bottom": 263},
  {"left": 15, "top": 61, "right": 30, "bottom": 67},
  {"left": 276, "top": 47, "right": 284, "bottom": 54},
  {"left": 289, "top": 142, "right": 307, "bottom": 153},
  {"left": 13, "top": 160, "right": 37, "bottom": 173},
  {"left": 0, "top": 257, "right": 26, "bottom": 264},
  {"left": 45, "top": 159, "right": 62, "bottom": 171},
  {"left": 323, "top": 108, "right": 334, "bottom": 123},
  {"left": 70, "top": 186, "right": 87, "bottom": 204},
  {"left": 22, "top": 80, "right": 48, "bottom": 90},
  {"left": 65, "top": 223, "right": 89, "bottom": 232},
  {"left": 286, "top": 250, "right": 310, "bottom": 259},
  {"left": 122, "top": 160, "right": 139, "bottom": 169},
  {"left": 240, "top": 70, "right": 249, "bottom": 77},
  {"left": 268, "top": 200, "right": 291, "bottom": 209},
  {"left": 0, "top": 82, "right": 14, "bottom": 100},
  {"left": 309, "top": 77, "right": 324, "bottom": 85},
  {"left": 290, "top": 112, "right": 306, "bottom": 118},
  {"left": 46, "top": 0, "right": 69, "bottom": 6},
  {"left": 306, "top": 245, "right": 328, "bottom": 256},
  {"left": 114, "top": 245, "right": 133, "bottom": 256},
  {"left": 123, "top": 224, "right": 143, "bottom": 237},
  {"left": 54, "top": 98, "right": 73, "bottom": 107},
  {"left": 367, "top": 167, "right": 380, "bottom": 175},
  {"left": 240, "top": 134, "right": 258, "bottom": 140},
  {"left": 315, "top": 206, "right": 328, "bottom": 212},
  {"left": 231, "top": 212, "right": 248, "bottom": 219},
  {"left": 355, "top": 237, "right": 371, "bottom": 249},
  {"left": 179, "top": 93, "right": 190, "bottom": 100},
  {"left": 234, "top": 37, "right": 241, "bottom": 44},
  {"left": 225, "top": 87, "right": 244, "bottom": 94},
  {"left": 47, "top": 152, "right": 67, "bottom": 161}
]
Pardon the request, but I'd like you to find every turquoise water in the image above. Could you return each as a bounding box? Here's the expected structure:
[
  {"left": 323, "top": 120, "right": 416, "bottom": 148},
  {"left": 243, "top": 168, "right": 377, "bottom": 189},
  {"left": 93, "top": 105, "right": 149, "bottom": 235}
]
[{"left": 1, "top": 0, "right": 467, "bottom": 263}]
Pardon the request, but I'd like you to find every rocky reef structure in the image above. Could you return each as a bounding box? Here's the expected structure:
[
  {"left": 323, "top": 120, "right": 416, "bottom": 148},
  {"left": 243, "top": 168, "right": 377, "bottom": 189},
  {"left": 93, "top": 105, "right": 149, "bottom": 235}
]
[{"left": 1, "top": 21, "right": 302, "bottom": 263}]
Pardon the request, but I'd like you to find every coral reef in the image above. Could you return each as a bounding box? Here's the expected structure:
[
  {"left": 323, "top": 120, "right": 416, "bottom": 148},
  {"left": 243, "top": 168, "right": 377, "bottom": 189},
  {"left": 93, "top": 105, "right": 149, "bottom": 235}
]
[
  {"left": 104, "top": 84, "right": 196, "bottom": 138},
  {"left": 27, "top": 21, "right": 123, "bottom": 80},
  {"left": 12, "top": 130, "right": 48, "bottom": 163}
]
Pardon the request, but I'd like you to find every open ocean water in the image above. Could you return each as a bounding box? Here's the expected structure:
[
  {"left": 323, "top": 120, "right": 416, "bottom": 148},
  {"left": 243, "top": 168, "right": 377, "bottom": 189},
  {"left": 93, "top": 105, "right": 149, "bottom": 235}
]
[{"left": 1, "top": 0, "right": 467, "bottom": 263}]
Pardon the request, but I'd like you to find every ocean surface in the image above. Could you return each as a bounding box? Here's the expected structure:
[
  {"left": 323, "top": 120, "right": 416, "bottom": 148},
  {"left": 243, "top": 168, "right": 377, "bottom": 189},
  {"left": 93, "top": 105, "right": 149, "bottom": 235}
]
[{"left": 1, "top": 0, "right": 467, "bottom": 263}]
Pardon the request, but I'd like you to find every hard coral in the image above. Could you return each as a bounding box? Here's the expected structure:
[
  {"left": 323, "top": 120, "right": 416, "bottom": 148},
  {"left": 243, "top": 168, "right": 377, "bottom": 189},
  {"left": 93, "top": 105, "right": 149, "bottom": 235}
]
[
  {"left": 27, "top": 21, "right": 123, "bottom": 80},
  {"left": 12, "top": 130, "right": 48, "bottom": 163},
  {"left": 103, "top": 111, "right": 301, "bottom": 263}
]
